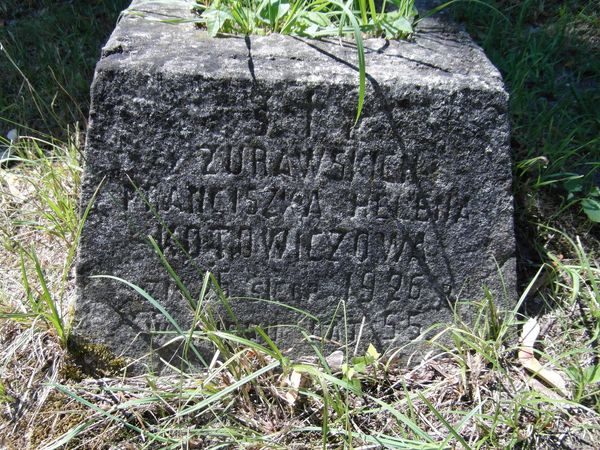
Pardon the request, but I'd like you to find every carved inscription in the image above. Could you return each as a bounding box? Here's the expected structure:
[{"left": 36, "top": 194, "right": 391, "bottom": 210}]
[
  {"left": 130, "top": 135, "right": 470, "bottom": 341},
  {"left": 190, "top": 142, "right": 424, "bottom": 183},
  {"left": 146, "top": 183, "right": 470, "bottom": 225},
  {"left": 74, "top": 6, "right": 517, "bottom": 372},
  {"left": 127, "top": 131, "right": 473, "bottom": 344},
  {"left": 150, "top": 225, "right": 425, "bottom": 264},
  {"left": 215, "top": 268, "right": 441, "bottom": 321}
]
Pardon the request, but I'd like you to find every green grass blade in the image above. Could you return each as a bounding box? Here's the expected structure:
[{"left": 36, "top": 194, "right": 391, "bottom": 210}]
[
  {"left": 177, "top": 360, "right": 280, "bottom": 417},
  {"left": 184, "top": 271, "right": 212, "bottom": 364},
  {"left": 418, "top": 393, "right": 472, "bottom": 450},
  {"left": 30, "top": 246, "right": 66, "bottom": 345},
  {"left": 439, "top": 403, "right": 481, "bottom": 448},
  {"left": 368, "top": 395, "right": 435, "bottom": 442},
  {"left": 41, "top": 420, "right": 96, "bottom": 450},
  {"left": 60, "top": 176, "right": 104, "bottom": 292},
  {"left": 203, "top": 330, "right": 278, "bottom": 359},
  {"left": 91, "top": 274, "right": 185, "bottom": 336},
  {"left": 52, "top": 383, "right": 175, "bottom": 444},
  {"left": 254, "top": 325, "right": 285, "bottom": 360},
  {"left": 19, "top": 250, "right": 33, "bottom": 309},
  {"left": 148, "top": 235, "right": 196, "bottom": 310},
  {"left": 328, "top": 0, "right": 366, "bottom": 124}
]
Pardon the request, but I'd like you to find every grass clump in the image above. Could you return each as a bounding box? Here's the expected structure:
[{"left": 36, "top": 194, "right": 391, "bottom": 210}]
[
  {"left": 0, "top": 132, "right": 85, "bottom": 447},
  {"left": 194, "top": 0, "right": 418, "bottom": 38},
  {"left": 0, "top": 133, "right": 82, "bottom": 337},
  {"left": 18, "top": 232, "right": 599, "bottom": 448}
]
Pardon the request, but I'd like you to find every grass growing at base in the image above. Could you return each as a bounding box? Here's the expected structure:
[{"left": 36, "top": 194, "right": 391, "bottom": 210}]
[
  {"left": 45, "top": 268, "right": 473, "bottom": 448},
  {"left": 0, "top": 133, "right": 83, "bottom": 447},
  {"left": 0, "top": 133, "right": 83, "bottom": 342},
  {"left": 38, "top": 267, "right": 600, "bottom": 448}
]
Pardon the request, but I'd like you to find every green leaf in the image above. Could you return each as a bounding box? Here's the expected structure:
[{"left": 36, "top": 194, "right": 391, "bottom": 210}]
[
  {"left": 584, "top": 364, "right": 600, "bottom": 383},
  {"left": 582, "top": 197, "right": 600, "bottom": 222},
  {"left": 367, "top": 343, "right": 381, "bottom": 360},
  {"left": 341, "top": 363, "right": 355, "bottom": 379},
  {"left": 302, "top": 11, "right": 332, "bottom": 28},
  {"left": 381, "top": 12, "right": 413, "bottom": 38},
  {"left": 351, "top": 377, "right": 362, "bottom": 393},
  {"left": 353, "top": 361, "right": 367, "bottom": 373},
  {"left": 293, "top": 11, "right": 334, "bottom": 37},
  {"left": 204, "top": 7, "right": 232, "bottom": 37},
  {"left": 351, "top": 355, "right": 366, "bottom": 365},
  {"left": 564, "top": 177, "right": 584, "bottom": 194},
  {"left": 259, "top": 0, "right": 290, "bottom": 27}
]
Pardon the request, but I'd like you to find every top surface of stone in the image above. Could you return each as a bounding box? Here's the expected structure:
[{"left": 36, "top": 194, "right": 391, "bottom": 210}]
[{"left": 101, "top": 0, "right": 503, "bottom": 90}]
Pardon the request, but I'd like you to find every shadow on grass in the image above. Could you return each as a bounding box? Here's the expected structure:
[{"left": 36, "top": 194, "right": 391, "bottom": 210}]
[
  {"left": 453, "top": 0, "right": 599, "bottom": 313},
  {"left": 0, "top": 0, "right": 131, "bottom": 137}
]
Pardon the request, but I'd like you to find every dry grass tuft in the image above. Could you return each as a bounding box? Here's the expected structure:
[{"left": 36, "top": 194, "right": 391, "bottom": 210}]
[{"left": 0, "top": 322, "right": 65, "bottom": 448}]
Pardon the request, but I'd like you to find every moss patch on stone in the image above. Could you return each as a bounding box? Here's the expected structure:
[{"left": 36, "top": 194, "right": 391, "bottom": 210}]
[{"left": 64, "top": 337, "right": 128, "bottom": 380}]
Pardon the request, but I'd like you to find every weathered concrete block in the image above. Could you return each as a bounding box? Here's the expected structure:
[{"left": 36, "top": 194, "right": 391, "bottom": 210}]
[{"left": 75, "top": 0, "right": 516, "bottom": 369}]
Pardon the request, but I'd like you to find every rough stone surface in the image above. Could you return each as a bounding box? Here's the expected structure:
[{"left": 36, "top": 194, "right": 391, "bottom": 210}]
[{"left": 75, "top": 0, "right": 516, "bottom": 370}]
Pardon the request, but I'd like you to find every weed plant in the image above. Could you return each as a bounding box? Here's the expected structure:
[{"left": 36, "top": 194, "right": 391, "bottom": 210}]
[
  {"left": 0, "top": 132, "right": 83, "bottom": 447},
  {"left": 194, "top": 0, "right": 418, "bottom": 38},
  {"left": 0, "top": 133, "right": 83, "bottom": 335},
  {"left": 191, "top": 0, "right": 419, "bottom": 120}
]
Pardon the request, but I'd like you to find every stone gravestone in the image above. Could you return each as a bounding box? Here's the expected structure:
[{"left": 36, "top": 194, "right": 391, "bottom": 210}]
[{"left": 74, "top": 0, "right": 516, "bottom": 369}]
